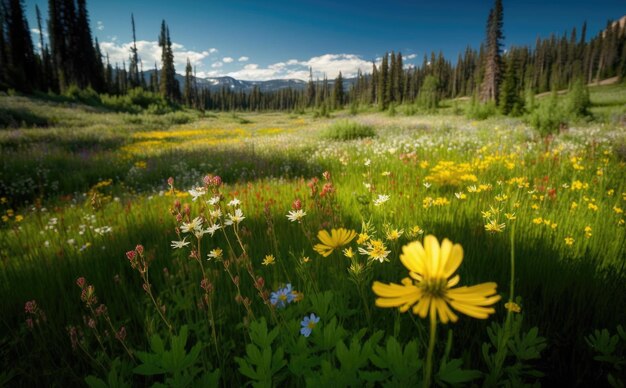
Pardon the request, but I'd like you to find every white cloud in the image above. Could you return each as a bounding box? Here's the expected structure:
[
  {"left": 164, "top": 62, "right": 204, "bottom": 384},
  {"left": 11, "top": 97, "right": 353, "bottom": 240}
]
[
  {"left": 404, "top": 53, "right": 417, "bottom": 60},
  {"left": 226, "top": 53, "right": 375, "bottom": 81},
  {"left": 209, "top": 48, "right": 218, "bottom": 54},
  {"left": 212, "top": 61, "right": 223, "bottom": 68},
  {"left": 223, "top": 57, "right": 234, "bottom": 63},
  {"left": 100, "top": 40, "right": 213, "bottom": 72},
  {"left": 238, "top": 56, "right": 249, "bottom": 62},
  {"left": 97, "top": 21, "right": 104, "bottom": 31}
]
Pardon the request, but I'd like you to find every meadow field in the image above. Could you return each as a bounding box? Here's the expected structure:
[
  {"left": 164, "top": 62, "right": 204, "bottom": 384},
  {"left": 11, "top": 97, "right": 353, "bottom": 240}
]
[{"left": 1, "top": 85, "right": 625, "bottom": 386}]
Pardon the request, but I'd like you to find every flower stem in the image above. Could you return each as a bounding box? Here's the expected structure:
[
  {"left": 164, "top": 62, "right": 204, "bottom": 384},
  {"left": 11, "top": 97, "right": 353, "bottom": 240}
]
[{"left": 423, "top": 312, "right": 437, "bottom": 388}]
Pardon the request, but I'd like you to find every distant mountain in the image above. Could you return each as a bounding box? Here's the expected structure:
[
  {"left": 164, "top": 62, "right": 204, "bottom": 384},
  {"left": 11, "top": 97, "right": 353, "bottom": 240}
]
[
  {"left": 140, "top": 71, "right": 355, "bottom": 92},
  {"left": 174, "top": 74, "right": 308, "bottom": 92}
]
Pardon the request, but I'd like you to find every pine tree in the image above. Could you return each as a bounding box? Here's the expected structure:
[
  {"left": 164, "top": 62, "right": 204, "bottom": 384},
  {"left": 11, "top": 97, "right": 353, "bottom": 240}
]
[
  {"left": 6, "top": 0, "right": 37, "bottom": 91},
  {"left": 378, "top": 53, "right": 389, "bottom": 110},
  {"left": 306, "top": 67, "right": 315, "bottom": 107},
  {"left": 183, "top": 57, "right": 193, "bottom": 106},
  {"left": 499, "top": 55, "right": 523, "bottom": 115},
  {"left": 0, "top": 6, "right": 6, "bottom": 89},
  {"left": 332, "top": 71, "right": 344, "bottom": 109},
  {"left": 129, "top": 13, "right": 140, "bottom": 88},
  {"left": 158, "top": 20, "right": 179, "bottom": 102},
  {"left": 480, "top": 0, "right": 504, "bottom": 102}
]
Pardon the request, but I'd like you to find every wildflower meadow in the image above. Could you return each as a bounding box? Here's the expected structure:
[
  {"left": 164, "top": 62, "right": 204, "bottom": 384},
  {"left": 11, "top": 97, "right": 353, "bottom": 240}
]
[{"left": 1, "top": 87, "right": 625, "bottom": 387}]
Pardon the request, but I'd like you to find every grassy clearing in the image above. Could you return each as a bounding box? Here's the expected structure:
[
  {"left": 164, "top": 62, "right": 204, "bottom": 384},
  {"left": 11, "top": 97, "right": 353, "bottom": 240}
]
[{"left": 0, "top": 87, "right": 625, "bottom": 386}]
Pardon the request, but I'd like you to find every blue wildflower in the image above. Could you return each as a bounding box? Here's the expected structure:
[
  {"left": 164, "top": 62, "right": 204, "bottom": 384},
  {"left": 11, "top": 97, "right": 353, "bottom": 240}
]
[
  {"left": 300, "top": 313, "right": 320, "bottom": 337},
  {"left": 270, "top": 283, "right": 296, "bottom": 309}
]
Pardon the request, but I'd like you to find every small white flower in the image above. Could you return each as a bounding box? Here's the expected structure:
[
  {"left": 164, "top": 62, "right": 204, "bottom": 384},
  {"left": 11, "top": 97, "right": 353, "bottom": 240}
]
[
  {"left": 207, "top": 196, "right": 221, "bottom": 206},
  {"left": 209, "top": 208, "right": 222, "bottom": 219},
  {"left": 180, "top": 216, "right": 203, "bottom": 233},
  {"left": 373, "top": 194, "right": 390, "bottom": 207},
  {"left": 423, "top": 182, "right": 432, "bottom": 189},
  {"left": 188, "top": 187, "right": 206, "bottom": 201},
  {"left": 67, "top": 239, "right": 75, "bottom": 245},
  {"left": 364, "top": 159, "right": 371, "bottom": 166},
  {"left": 286, "top": 209, "right": 307, "bottom": 222},
  {"left": 171, "top": 237, "right": 190, "bottom": 249},
  {"left": 228, "top": 198, "right": 241, "bottom": 207},
  {"left": 205, "top": 223, "right": 222, "bottom": 236},
  {"left": 225, "top": 209, "right": 245, "bottom": 225}
]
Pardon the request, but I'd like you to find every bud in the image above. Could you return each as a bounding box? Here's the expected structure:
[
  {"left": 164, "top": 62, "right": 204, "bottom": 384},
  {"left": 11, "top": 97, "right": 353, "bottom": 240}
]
[
  {"left": 203, "top": 174, "right": 213, "bottom": 186},
  {"left": 322, "top": 171, "right": 331, "bottom": 181},
  {"left": 292, "top": 199, "right": 302, "bottom": 210},
  {"left": 76, "top": 277, "right": 86, "bottom": 289},
  {"left": 125, "top": 250, "right": 136, "bottom": 262},
  {"left": 176, "top": 214, "right": 183, "bottom": 223},
  {"left": 24, "top": 300, "right": 37, "bottom": 314},
  {"left": 174, "top": 199, "right": 181, "bottom": 210},
  {"left": 116, "top": 326, "right": 127, "bottom": 341},
  {"left": 233, "top": 275, "right": 240, "bottom": 286},
  {"left": 87, "top": 318, "right": 96, "bottom": 329},
  {"left": 212, "top": 176, "right": 222, "bottom": 187},
  {"left": 167, "top": 177, "right": 174, "bottom": 187},
  {"left": 135, "top": 245, "right": 144, "bottom": 256},
  {"left": 95, "top": 304, "right": 107, "bottom": 317},
  {"left": 142, "top": 283, "right": 150, "bottom": 293},
  {"left": 255, "top": 276, "right": 265, "bottom": 289}
]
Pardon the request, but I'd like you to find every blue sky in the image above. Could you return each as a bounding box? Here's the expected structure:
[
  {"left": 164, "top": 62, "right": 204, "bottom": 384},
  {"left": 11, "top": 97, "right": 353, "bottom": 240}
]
[{"left": 25, "top": 0, "right": 625, "bottom": 80}]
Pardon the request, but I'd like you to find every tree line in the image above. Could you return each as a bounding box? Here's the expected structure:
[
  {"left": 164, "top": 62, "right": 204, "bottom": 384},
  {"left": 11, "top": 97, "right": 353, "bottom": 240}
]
[{"left": 0, "top": 0, "right": 624, "bottom": 113}]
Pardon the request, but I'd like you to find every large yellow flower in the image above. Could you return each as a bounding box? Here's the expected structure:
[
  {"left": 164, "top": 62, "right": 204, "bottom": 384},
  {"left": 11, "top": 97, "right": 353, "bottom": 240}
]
[
  {"left": 313, "top": 228, "right": 357, "bottom": 257},
  {"left": 372, "top": 235, "right": 500, "bottom": 323}
]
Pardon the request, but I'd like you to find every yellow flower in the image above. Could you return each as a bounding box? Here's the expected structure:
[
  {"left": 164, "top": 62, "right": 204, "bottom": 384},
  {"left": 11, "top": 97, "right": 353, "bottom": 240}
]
[
  {"left": 505, "top": 302, "right": 521, "bottom": 313},
  {"left": 532, "top": 217, "right": 543, "bottom": 225},
  {"left": 358, "top": 239, "right": 391, "bottom": 263},
  {"left": 356, "top": 232, "right": 370, "bottom": 245},
  {"left": 584, "top": 226, "right": 592, "bottom": 238},
  {"left": 15, "top": 215, "right": 23, "bottom": 222},
  {"left": 564, "top": 237, "right": 574, "bottom": 246},
  {"left": 385, "top": 228, "right": 403, "bottom": 241},
  {"left": 372, "top": 236, "right": 501, "bottom": 323},
  {"left": 262, "top": 254, "right": 276, "bottom": 266},
  {"left": 505, "top": 213, "right": 516, "bottom": 221},
  {"left": 313, "top": 228, "right": 357, "bottom": 257},
  {"left": 408, "top": 225, "right": 424, "bottom": 237},
  {"left": 484, "top": 219, "right": 506, "bottom": 233},
  {"left": 301, "top": 256, "right": 311, "bottom": 264},
  {"left": 343, "top": 247, "right": 355, "bottom": 259},
  {"left": 588, "top": 203, "right": 598, "bottom": 211}
]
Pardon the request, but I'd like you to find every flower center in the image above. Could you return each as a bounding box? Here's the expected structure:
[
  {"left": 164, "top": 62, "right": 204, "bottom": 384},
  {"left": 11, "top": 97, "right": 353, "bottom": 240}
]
[
  {"left": 420, "top": 278, "right": 448, "bottom": 298},
  {"left": 307, "top": 321, "right": 316, "bottom": 329}
]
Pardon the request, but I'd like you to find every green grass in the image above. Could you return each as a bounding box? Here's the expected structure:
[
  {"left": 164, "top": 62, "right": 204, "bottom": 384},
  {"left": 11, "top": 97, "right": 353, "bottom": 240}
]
[
  {"left": 320, "top": 119, "right": 376, "bottom": 141},
  {"left": 0, "top": 90, "right": 625, "bottom": 386}
]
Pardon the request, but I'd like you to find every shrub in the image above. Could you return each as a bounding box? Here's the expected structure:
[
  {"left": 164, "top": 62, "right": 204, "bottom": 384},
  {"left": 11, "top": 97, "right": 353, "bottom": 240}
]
[
  {"left": 566, "top": 78, "right": 591, "bottom": 118},
  {"left": 466, "top": 98, "right": 497, "bottom": 120},
  {"left": 417, "top": 75, "right": 440, "bottom": 111},
  {"left": 526, "top": 91, "right": 568, "bottom": 136},
  {"left": 63, "top": 85, "right": 101, "bottom": 106},
  {"left": 321, "top": 120, "right": 375, "bottom": 141}
]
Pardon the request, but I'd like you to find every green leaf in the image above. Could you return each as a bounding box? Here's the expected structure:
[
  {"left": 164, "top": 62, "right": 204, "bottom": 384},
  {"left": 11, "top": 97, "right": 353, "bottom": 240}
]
[
  {"left": 84, "top": 376, "right": 108, "bottom": 388},
  {"left": 437, "top": 358, "right": 481, "bottom": 384}
]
